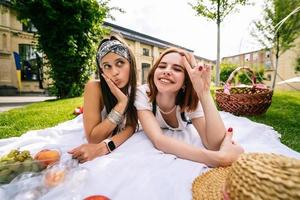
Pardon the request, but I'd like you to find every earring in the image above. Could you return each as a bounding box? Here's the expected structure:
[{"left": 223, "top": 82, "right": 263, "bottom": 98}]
[{"left": 181, "top": 85, "right": 186, "bottom": 92}]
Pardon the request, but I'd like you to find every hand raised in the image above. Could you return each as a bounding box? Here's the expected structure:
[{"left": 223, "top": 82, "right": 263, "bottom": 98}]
[
  {"left": 101, "top": 73, "right": 128, "bottom": 105},
  {"left": 180, "top": 51, "right": 212, "bottom": 96}
]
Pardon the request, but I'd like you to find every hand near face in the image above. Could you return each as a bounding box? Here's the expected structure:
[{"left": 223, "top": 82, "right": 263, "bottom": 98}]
[
  {"left": 101, "top": 73, "right": 128, "bottom": 105},
  {"left": 181, "top": 51, "right": 212, "bottom": 96},
  {"left": 68, "top": 143, "right": 108, "bottom": 163}
]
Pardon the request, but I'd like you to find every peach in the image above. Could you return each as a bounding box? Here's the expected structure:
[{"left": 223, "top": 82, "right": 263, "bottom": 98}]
[
  {"left": 44, "top": 170, "right": 65, "bottom": 187},
  {"left": 84, "top": 195, "right": 110, "bottom": 200},
  {"left": 34, "top": 149, "right": 60, "bottom": 167}
]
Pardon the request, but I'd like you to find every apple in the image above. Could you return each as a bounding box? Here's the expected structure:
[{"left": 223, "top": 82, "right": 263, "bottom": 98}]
[{"left": 83, "top": 195, "right": 110, "bottom": 200}]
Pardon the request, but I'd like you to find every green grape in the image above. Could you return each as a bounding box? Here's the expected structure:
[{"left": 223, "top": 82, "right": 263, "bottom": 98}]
[
  {"left": 9, "top": 161, "right": 21, "bottom": 172},
  {"left": 16, "top": 155, "right": 25, "bottom": 162},
  {"left": 31, "top": 162, "right": 41, "bottom": 172},
  {"left": 7, "top": 149, "right": 20, "bottom": 159},
  {"left": 22, "top": 159, "right": 32, "bottom": 171}
]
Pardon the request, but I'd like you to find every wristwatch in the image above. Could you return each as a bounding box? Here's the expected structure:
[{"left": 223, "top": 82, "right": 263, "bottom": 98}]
[{"left": 103, "top": 139, "right": 116, "bottom": 153}]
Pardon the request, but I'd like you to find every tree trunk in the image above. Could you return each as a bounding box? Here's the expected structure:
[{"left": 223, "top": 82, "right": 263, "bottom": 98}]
[
  {"left": 215, "top": 0, "right": 221, "bottom": 86},
  {"left": 271, "top": 35, "right": 280, "bottom": 90}
]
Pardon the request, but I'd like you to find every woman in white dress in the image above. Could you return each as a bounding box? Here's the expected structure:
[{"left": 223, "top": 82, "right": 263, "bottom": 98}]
[
  {"left": 135, "top": 47, "right": 244, "bottom": 167},
  {"left": 68, "top": 34, "right": 138, "bottom": 163}
]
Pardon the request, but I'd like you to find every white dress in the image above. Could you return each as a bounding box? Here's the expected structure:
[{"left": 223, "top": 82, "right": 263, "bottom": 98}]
[{"left": 0, "top": 87, "right": 299, "bottom": 199}]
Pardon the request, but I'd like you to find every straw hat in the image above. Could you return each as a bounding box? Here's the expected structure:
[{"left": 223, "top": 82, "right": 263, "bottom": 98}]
[{"left": 192, "top": 153, "right": 300, "bottom": 200}]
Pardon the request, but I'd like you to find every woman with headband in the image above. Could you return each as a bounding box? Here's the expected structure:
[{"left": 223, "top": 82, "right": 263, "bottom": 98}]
[{"left": 68, "top": 34, "right": 138, "bottom": 163}]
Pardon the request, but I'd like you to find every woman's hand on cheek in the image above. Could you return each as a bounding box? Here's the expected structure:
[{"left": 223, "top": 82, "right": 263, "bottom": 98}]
[
  {"left": 101, "top": 73, "right": 128, "bottom": 104},
  {"left": 68, "top": 143, "right": 108, "bottom": 163}
]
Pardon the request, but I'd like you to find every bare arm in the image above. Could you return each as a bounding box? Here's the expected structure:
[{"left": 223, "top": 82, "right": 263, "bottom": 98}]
[
  {"left": 181, "top": 52, "right": 225, "bottom": 150},
  {"left": 83, "top": 80, "right": 128, "bottom": 143},
  {"left": 192, "top": 93, "right": 226, "bottom": 151},
  {"left": 69, "top": 124, "right": 135, "bottom": 163},
  {"left": 138, "top": 109, "right": 241, "bottom": 167}
]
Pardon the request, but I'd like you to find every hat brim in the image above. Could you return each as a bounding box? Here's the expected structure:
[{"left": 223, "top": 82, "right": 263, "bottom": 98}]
[{"left": 192, "top": 167, "right": 231, "bottom": 200}]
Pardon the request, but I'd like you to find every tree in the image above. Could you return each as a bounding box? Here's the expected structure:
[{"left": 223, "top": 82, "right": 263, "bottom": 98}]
[
  {"left": 251, "top": 0, "right": 300, "bottom": 89},
  {"left": 190, "top": 0, "right": 250, "bottom": 86},
  {"left": 11, "top": 0, "right": 111, "bottom": 98}
]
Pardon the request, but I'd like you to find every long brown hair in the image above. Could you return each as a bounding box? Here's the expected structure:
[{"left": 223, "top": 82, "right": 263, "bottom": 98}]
[
  {"left": 147, "top": 48, "right": 199, "bottom": 112},
  {"left": 96, "top": 34, "right": 138, "bottom": 134}
]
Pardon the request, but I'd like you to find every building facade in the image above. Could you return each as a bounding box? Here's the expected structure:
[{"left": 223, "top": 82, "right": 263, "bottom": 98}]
[
  {"left": 222, "top": 37, "right": 300, "bottom": 90},
  {"left": 0, "top": 1, "right": 214, "bottom": 95},
  {"left": 0, "top": 1, "right": 45, "bottom": 95}
]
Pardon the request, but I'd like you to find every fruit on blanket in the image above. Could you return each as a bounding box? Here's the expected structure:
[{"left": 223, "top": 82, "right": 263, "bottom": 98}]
[
  {"left": 84, "top": 195, "right": 110, "bottom": 200},
  {"left": 34, "top": 149, "right": 60, "bottom": 167},
  {"left": 44, "top": 169, "right": 65, "bottom": 187},
  {"left": 0, "top": 149, "right": 45, "bottom": 184}
]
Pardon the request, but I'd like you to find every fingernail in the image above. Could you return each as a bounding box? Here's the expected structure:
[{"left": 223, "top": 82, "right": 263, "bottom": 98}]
[
  {"left": 198, "top": 66, "right": 203, "bottom": 71},
  {"left": 228, "top": 127, "right": 233, "bottom": 132}
]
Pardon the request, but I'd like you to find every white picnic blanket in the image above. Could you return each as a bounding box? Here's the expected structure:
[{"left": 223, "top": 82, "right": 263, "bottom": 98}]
[{"left": 0, "top": 112, "right": 299, "bottom": 200}]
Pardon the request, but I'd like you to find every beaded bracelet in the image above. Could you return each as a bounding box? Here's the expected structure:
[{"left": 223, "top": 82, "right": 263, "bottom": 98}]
[{"left": 107, "top": 108, "right": 123, "bottom": 125}]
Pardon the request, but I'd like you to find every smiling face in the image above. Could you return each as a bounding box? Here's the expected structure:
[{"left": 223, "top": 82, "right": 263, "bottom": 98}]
[
  {"left": 153, "top": 52, "right": 185, "bottom": 94},
  {"left": 100, "top": 52, "right": 131, "bottom": 89}
]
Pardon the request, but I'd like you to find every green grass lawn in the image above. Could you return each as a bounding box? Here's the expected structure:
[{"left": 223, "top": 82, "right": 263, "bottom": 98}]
[
  {"left": 0, "top": 97, "right": 83, "bottom": 138},
  {"left": 248, "top": 90, "right": 300, "bottom": 152},
  {"left": 0, "top": 90, "right": 299, "bottom": 152}
]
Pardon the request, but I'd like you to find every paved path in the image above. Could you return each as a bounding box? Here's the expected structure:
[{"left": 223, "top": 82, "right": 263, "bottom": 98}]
[{"left": 0, "top": 96, "right": 56, "bottom": 112}]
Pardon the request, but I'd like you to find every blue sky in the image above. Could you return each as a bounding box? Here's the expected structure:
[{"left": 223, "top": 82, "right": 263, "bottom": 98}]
[{"left": 107, "top": 0, "right": 265, "bottom": 60}]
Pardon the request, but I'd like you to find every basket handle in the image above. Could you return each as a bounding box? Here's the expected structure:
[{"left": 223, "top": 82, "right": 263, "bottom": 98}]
[{"left": 226, "top": 66, "right": 256, "bottom": 85}]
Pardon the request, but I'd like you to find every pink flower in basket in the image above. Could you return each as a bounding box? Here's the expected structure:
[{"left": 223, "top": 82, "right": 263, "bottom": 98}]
[{"left": 223, "top": 83, "right": 231, "bottom": 95}]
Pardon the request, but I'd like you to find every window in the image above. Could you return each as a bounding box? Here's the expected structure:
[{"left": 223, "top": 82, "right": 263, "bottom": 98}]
[
  {"left": 22, "top": 21, "right": 37, "bottom": 33},
  {"left": 19, "top": 44, "right": 42, "bottom": 81},
  {"left": 244, "top": 54, "right": 250, "bottom": 62},
  {"left": 253, "top": 53, "right": 258, "bottom": 61},
  {"left": 1, "top": 33, "right": 7, "bottom": 50},
  {"left": 142, "top": 63, "right": 150, "bottom": 84},
  {"left": 143, "top": 48, "right": 150, "bottom": 56},
  {"left": 265, "top": 60, "right": 272, "bottom": 69},
  {"left": 267, "top": 74, "right": 272, "bottom": 81}
]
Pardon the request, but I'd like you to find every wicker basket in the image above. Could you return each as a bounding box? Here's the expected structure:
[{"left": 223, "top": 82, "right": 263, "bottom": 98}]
[{"left": 215, "top": 66, "right": 273, "bottom": 116}]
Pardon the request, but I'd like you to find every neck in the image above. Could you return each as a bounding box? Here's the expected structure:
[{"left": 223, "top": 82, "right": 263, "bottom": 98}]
[{"left": 156, "top": 92, "right": 176, "bottom": 111}]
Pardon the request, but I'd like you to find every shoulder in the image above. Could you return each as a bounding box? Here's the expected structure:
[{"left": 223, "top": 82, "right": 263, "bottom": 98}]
[
  {"left": 137, "top": 84, "right": 149, "bottom": 93},
  {"left": 185, "top": 101, "right": 204, "bottom": 119},
  {"left": 84, "top": 80, "right": 103, "bottom": 104},
  {"left": 84, "top": 80, "right": 101, "bottom": 91},
  {"left": 135, "top": 84, "right": 151, "bottom": 111}
]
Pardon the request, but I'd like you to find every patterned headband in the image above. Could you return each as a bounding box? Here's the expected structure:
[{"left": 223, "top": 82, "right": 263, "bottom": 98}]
[{"left": 96, "top": 40, "right": 130, "bottom": 63}]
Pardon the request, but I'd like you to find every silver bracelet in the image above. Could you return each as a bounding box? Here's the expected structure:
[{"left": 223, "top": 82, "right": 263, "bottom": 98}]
[{"left": 107, "top": 108, "right": 123, "bottom": 125}]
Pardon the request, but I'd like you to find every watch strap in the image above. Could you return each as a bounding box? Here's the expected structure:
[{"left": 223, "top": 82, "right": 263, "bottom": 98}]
[{"left": 103, "top": 138, "right": 116, "bottom": 153}]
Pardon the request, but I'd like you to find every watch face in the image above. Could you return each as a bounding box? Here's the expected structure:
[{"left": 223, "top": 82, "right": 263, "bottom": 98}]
[{"left": 108, "top": 140, "right": 116, "bottom": 151}]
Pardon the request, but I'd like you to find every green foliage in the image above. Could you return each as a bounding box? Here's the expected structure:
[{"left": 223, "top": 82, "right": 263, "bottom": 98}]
[
  {"left": 220, "top": 63, "right": 236, "bottom": 84},
  {"left": 251, "top": 0, "right": 300, "bottom": 89},
  {"left": 11, "top": 0, "right": 111, "bottom": 98},
  {"left": 220, "top": 63, "right": 265, "bottom": 85},
  {"left": 237, "top": 67, "right": 265, "bottom": 84},
  {"left": 252, "top": 0, "right": 300, "bottom": 54},
  {"left": 190, "top": 0, "right": 250, "bottom": 23}
]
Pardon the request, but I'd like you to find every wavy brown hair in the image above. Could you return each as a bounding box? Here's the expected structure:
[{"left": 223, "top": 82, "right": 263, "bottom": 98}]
[
  {"left": 96, "top": 34, "right": 138, "bottom": 134},
  {"left": 147, "top": 48, "right": 199, "bottom": 112}
]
